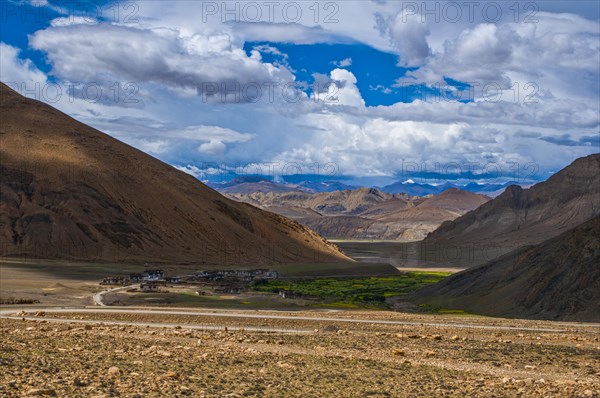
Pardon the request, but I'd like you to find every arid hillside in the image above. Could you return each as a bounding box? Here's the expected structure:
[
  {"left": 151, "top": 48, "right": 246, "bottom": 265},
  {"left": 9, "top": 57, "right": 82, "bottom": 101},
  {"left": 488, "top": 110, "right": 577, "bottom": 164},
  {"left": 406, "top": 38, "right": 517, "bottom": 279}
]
[
  {"left": 424, "top": 154, "right": 600, "bottom": 252},
  {"left": 0, "top": 83, "right": 349, "bottom": 265},
  {"left": 412, "top": 216, "right": 600, "bottom": 322}
]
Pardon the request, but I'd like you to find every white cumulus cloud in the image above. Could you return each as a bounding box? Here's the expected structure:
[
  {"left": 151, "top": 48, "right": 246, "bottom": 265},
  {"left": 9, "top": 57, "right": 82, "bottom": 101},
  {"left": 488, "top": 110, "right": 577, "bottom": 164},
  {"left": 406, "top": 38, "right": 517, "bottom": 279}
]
[{"left": 0, "top": 42, "right": 47, "bottom": 87}]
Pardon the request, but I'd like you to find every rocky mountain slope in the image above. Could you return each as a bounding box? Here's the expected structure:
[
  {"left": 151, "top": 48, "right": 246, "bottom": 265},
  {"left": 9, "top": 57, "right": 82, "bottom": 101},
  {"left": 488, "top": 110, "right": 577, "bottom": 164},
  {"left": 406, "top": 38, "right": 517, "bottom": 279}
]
[
  {"left": 0, "top": 83, "right": 349, "bottom": 265},
  {"left": 421, "top": 154, "right": 600, "bottom": 266},
  {"left": 229, "top": 188, "right": 490, "bottom": 241},
  {"left": 411, "top": 215, "right": 600, "bottom": 322}
]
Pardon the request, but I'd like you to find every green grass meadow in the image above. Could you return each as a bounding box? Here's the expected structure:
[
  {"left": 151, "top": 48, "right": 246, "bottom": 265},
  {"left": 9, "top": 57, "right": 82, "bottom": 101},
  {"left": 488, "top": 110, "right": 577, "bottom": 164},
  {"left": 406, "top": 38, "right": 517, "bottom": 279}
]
[{"left": 252, "top": 271, "right": 450, "bottom": 307}]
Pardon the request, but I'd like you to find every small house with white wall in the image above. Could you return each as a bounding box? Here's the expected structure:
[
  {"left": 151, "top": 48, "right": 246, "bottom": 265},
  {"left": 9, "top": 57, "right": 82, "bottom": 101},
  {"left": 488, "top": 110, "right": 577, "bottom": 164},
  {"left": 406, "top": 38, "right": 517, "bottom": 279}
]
[
  {"left": 143, "top": 270, "right": 165, "bottom": 281},
  {"left": 140, "top": 282, "right": 161, "bottom": 292}
]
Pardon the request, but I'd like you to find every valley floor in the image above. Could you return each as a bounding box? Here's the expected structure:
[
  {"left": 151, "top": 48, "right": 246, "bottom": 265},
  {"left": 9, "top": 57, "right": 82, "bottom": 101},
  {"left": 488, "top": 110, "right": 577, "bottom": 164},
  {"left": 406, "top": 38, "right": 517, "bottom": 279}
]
[{"left": 1, "top": 307, "right": 598, "bottom": 397}]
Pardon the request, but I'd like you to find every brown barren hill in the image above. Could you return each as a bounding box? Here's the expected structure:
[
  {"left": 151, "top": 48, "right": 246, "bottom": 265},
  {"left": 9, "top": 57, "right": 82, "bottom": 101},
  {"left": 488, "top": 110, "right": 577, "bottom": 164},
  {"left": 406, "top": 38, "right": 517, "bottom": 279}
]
[
  {"left": 230, "top": 188, "right": 401, "bottom": 216},
  {"left": 373, "top": 188, "right": 490, "bottom": 223},
  {"left": 421, "top": 154, "right": 600, "bottom": 266},
  {"left": 230, "top": 188, "right": 490, "bottom": 241},
  {"left": 411, "top": 215, "right": 600, "bottom": 322},
  {"left": 415, "top": 188, "right": 491, "bottom": 213},
  {"left": 0, "top": 83, "right": 349, "bottom": 265}
]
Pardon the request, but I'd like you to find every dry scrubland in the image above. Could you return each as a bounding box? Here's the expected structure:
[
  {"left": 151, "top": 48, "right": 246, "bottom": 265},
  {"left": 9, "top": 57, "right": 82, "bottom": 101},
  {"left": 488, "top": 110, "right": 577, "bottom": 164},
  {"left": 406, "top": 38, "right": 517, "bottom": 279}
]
[{"left": 1, "top": 310, "right": 599, "bottom": 398}]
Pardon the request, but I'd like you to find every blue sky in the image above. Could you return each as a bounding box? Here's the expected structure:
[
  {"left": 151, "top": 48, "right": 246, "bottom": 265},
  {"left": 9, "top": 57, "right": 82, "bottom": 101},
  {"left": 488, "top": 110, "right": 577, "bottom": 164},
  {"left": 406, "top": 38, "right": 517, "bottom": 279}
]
[
  {"left": 244, "top": 42, "right": 473, "bottom": 106},
  {"left": 1, "top": 0, "right": 599, "bottom": 186},
  {"left": 244, "top": 41, "right": 412, "bottom": 106},
  {"left": 0, "top": 0, "right": 116, "bottom": 74}
]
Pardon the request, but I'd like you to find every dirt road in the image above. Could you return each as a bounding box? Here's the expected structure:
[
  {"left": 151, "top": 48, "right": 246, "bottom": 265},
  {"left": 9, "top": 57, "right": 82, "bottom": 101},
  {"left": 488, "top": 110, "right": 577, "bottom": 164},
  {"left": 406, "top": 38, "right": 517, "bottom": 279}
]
[{"left": 2, "top": 306, "right": 598, "bottom": 333}]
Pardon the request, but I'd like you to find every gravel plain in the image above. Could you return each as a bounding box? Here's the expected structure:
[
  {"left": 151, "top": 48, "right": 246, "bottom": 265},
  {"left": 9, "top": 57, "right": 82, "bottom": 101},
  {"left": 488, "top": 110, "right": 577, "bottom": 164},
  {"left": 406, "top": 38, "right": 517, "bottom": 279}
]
[{"left": 1, "top": 309, "right": 599, "bottom": 397}]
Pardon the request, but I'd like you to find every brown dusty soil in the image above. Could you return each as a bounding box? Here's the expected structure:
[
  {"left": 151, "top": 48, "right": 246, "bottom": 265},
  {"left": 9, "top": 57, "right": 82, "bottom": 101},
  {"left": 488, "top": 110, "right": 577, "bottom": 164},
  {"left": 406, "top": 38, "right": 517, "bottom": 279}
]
[{"left": 1, "top": 310, "right": 598, "bottom": 397}]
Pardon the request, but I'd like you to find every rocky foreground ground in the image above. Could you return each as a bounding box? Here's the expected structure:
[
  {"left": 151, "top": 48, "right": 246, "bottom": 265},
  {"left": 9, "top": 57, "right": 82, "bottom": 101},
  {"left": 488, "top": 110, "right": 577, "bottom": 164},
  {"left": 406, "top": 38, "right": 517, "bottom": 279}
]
[{"left": 1, "top": 310, "right": 599, "bottom": 398}]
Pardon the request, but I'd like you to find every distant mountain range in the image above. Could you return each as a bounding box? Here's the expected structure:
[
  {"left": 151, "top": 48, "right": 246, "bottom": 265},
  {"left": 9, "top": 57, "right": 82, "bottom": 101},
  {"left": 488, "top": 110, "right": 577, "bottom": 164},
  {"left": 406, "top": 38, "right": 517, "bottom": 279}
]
[
  {"left": 209, "top": 176, "right": 520, "bottom": 197},
  {"left": 380, "top": 180, "right": 517, "bottom": 197},
  {"left": 228, "top": 188, "right": 490, "bottom": 241},
  {"left": 0, "top": 83, "right": 348, "bottom": 265},
  {"left": 208, "top": 177, "right": 357, "bottom": 194}
]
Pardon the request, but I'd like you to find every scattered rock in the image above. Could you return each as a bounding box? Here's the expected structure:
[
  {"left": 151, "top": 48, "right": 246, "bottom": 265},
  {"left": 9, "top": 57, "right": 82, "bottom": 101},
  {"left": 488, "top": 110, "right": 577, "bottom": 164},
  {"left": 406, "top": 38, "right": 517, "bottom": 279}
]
[
  {"left": 277, "top": 361, "right": 296, "bottom": 370},
  {"left": 107, "top": 366, "right": 121, "bottom": 377},
  {"left": 164, "top": 371, "right": 179, "bottom": 379},
  {"left": 25, "top": 388, "right": 57, "bottom": 396}
]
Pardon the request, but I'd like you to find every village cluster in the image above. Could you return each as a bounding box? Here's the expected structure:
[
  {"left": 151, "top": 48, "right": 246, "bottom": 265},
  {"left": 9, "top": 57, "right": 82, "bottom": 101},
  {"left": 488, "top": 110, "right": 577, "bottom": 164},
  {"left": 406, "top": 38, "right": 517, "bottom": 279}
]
[{"left": 101, "top": 268, "right": 278, "bottom": 293}]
